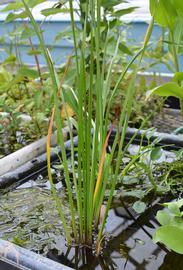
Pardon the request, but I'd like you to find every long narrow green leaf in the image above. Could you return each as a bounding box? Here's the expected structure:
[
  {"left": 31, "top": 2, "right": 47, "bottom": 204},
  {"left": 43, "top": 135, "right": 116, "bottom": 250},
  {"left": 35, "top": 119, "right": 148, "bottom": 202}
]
[{"left": 21, "top": 0, "right": 78, "bottom": 241}]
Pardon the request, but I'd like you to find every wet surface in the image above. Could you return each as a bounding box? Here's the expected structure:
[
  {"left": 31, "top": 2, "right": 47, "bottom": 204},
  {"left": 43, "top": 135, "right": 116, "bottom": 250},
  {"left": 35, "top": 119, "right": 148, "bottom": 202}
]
[
  {"left": 0, "top": 178, "right": 183, "bottom": 270},
  {"left": 0, "top": 259, "right": 24, "bottom": 270},
  {"left": 46, "top": 207, "right": 183, "bottom": 270},
  {"left": 0, "top": 148, "right": 183, "bottom": 269}
]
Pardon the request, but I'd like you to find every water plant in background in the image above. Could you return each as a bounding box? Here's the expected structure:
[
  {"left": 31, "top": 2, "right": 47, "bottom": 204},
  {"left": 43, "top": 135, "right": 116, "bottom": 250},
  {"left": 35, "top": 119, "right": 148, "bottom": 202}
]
[
  {"left": 150, "top": 0, "right": 183, "bottom": 73},
  {"left": 147, "top": 71, "right": 183, "bottom": 116},
  {"left": 154, "top": 199, "right": 183, "bottom": 254},
  {"left": 154, "top": 151, "right": 183, "bottom": 195},
  {"left": 149, "top": 0, "right": 183, "bottom": 115},
  {"left": 0, "top": 62, "right": 56, "bottom": 156}
]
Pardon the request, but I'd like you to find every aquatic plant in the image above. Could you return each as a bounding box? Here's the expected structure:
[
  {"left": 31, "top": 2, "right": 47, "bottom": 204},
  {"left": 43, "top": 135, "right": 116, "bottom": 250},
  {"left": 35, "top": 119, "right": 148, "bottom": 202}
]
[
  {"left": 18, "top": 0, "right": 158, "bottom": 252},
  {"left": 148, "top": 0, "right": 183, "bottom": 115},
  {"left": 154, "top": 199, "right": 183, "bottom": 254}
]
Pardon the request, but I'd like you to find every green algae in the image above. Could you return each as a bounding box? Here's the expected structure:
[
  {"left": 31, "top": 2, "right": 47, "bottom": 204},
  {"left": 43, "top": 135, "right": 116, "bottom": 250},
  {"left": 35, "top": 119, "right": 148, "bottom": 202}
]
[{"left": 0, "top": 186, "right": 70, "bottom": 254}]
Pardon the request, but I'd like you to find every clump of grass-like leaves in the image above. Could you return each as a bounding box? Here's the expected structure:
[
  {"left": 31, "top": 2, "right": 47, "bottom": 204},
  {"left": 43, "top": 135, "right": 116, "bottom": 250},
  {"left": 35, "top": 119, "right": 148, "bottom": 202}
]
[{"left": 21, "top": 0, "right": 155, "bottom": 253}]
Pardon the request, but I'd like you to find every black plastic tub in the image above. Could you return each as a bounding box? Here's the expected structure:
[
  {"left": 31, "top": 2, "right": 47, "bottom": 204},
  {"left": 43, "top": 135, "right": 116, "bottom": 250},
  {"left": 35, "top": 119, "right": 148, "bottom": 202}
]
[{"left": 0, "top": 127, "right": 183, "bottom": 270}]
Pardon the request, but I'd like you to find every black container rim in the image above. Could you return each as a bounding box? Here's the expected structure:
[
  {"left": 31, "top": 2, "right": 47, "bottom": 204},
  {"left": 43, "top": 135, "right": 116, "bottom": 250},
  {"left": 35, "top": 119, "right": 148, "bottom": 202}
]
[{"left": 1, "top": 127, "right": 183, "bottom": 190}]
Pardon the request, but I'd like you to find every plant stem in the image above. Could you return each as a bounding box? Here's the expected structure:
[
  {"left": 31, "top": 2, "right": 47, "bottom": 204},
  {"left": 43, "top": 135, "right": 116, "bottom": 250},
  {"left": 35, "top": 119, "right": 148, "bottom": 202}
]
[
  {"left": 170, "top": 30, "right": 179, "bottom": 72},
  {"left": 148, "top": 161, "right": 157, "bottom": 191},
  {"left": 28, "top": 37, "right": 43, "bottom": 86}
]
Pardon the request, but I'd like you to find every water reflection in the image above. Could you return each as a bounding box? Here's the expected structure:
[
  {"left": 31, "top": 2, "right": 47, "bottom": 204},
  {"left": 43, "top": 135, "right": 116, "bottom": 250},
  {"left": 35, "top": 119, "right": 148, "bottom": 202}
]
[
  {"left": 47, "top": 207, "right": 173, "bottom": 270},
  {"left": 159, "top": 253, "right": 183, "bottom": 270},
  {"left": 1, "top": 179, "right": 183, "bottom": 269}
]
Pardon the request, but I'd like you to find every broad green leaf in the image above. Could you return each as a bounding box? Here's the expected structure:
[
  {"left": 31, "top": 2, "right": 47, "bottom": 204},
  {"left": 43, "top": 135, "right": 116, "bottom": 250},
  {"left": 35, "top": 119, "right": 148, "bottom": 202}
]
[
  {"left": 102, "top": 0, "right": 126, "bottom": 9},
  {"left": 28, "top": 0, "right": 47, "bottom": 8},
  {"left": 167, "top": 202, "right": 181, "bottom": 216},
  {"left": 41, "top": 8, "right": 70, "bottom": 17},
  {"left": 153, "top": 225, "right": 183, "bottom": 254},
  {"left": 150, "top": 147, "right": 162, "bottom": 161},
  {"left": 111, "top": 7, "right": 138, "bottom": 18},
  {"left": 132, "top": 201, "right": 146, "bottom": 214},
  {"left": 0, "top": 74, "right": 24, "bottom": 92},
  {"left": 106, "top": 36, "right": 131, "bottom": 57},
  {"left": 0, "top": 67, "right": 39, "bottom": 92},
  {"left": 1, "top": 0, "right": 46, "bottom": 12},
  {"left": 5, "top": 11, "right": 28, "bottom": 23},
  {"left": 124, "top": 190, "right": 146, "bottom": 199},
  {"left": 21, "top": 27, "right": 36, "bottom": 39},
  {"left": 174, "top": 0, "right": 183, "bottom": 17},
  {"left": 173, "top": 72, "right": 183, "bottom": 85},
  {"left": 54, "top": 29, "right": 73, "bottom": 42},
  {"left": 172, "top": 216, "right": 183, "bottom": 229},
  {"left": 156, "top": 210, "right": 171, "bottom": 226},
  {"left": 163, "top": 199, "right": 183, "bottom": 211},
  {"left": 147, "top": 82, "right": 183, "bottom": 99},
  {"left": 2, "top": 55, "right": 16, "bottom": 66},
  {"left": 119, "top": 43, "right": 132, "bottom": 55},
  {"left": 18, "top": 67, "right": 39, "bottom": 79},
  {"left": 123, "top": 176, "right": 139, "bottom": 185},
  {"left": 0, "top": 68, "right": 12, "bottom": 84},
  {"left": 150, "top": 0, "right": 177, "bottom": 29},
  {"left": 109, "top": 19, "right": 118, "bottom": 29},
  {"left": 1, "top": 1, "right": 25, "bottom": 12},
  {"left": 168, "top": 18, "right": 183, "bottom": 55}
]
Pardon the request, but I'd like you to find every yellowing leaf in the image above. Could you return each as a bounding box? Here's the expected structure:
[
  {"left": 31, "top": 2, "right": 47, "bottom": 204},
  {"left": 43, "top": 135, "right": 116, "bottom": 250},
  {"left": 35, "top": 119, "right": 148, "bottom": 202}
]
[{"left": 61, "top": 104, "right": 75, "bottom": 119}]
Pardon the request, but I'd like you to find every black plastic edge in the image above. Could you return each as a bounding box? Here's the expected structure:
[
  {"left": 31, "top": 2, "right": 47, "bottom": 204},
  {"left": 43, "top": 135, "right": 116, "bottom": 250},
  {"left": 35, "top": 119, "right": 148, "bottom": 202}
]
[
  {"left": 1, "top": 127, "right": 183, "bottom": 190},
  {"left": 125, "top": 127, "right": 183, "bottom": 149}
]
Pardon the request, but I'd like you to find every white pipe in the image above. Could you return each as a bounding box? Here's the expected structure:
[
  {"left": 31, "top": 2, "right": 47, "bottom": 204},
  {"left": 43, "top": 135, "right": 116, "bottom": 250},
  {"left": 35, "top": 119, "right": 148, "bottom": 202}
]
[{"left": 0, "top": 127, "right": 69, "bottom": 176}]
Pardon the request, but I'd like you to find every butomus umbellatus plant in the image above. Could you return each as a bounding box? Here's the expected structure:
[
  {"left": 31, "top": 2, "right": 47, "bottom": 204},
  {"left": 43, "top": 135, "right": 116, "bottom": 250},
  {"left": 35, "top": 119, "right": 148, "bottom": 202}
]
[{"left": 18, "top": 0, "right": 158, "bottom": 253}]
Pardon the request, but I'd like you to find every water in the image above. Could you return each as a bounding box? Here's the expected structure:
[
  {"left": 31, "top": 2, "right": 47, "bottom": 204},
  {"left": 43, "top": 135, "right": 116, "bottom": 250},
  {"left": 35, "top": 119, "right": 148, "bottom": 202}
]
[
  {"left": 0, "top": 259, "right": 23, "bottom": 270},
  {"left": 46, "top": 209, "right": 166, "bottom": 270},
  {"left": 0, "top": 178, "right": 183, "bottom": 270},
  {"left": 0, "top": 147, "right": 183, "bottom": 269},
  {"left": 46, "top": 207, "right": 183, "bottom": 270}
]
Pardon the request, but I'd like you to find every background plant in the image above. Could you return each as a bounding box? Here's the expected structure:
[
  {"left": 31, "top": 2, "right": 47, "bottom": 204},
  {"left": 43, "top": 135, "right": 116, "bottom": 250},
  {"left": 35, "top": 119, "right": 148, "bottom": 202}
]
[
  {"left": 147, "top": 71, "right": 183, "bottom": 115},
  {"left": 154, "top": 199, "right": 183, "bottom": 254},
  {"left": 149, "top": 0, "right": 183, "bottom": 113},
  {"left": 0, "top": 62, "right": 56, "bottom": 156}
]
